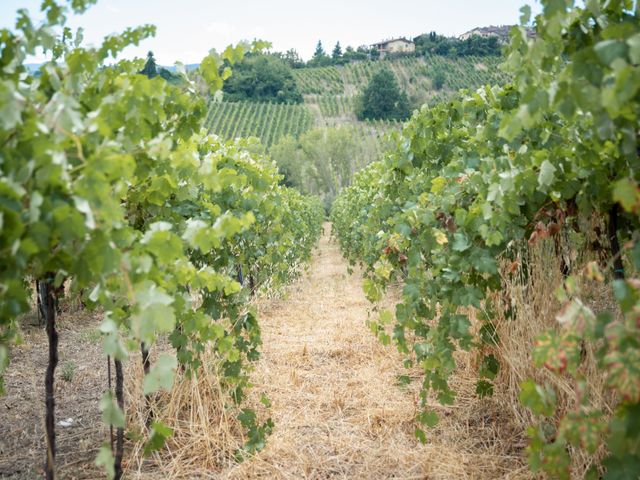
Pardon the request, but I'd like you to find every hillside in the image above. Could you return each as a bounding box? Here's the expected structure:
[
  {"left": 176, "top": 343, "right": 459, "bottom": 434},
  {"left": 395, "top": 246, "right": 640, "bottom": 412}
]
[
  {"left": 204, "top": 101, "right": 314, "bottom": 149},
  {"left": 295, "top": 55, "right": 509, "bottom": 109},
  {"left": 206, "top": 54, "right": 509, "bottom": 150}
]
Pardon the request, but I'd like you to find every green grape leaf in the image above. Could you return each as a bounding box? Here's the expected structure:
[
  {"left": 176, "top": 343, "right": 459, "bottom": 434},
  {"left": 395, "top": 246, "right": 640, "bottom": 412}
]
[
  {"left": 417, "top": 410, "right": 439, "bottom": 427},
  {"left": 476, "top": 380, "right": 494, "bottom": 398},
  {"left": 99, "top": 392, "right": 125, "bottom": 428},
  {"left": 143, "top": 354, "right": 178, "bottom": 395},
  {"left": 144, "top": 421, "right": 174, "bottom": 455},
  {"left": 0, "top": 80, "right": 24, "bottom": 129},
  {"left": 519, "top": 380, "right": 556, "bottom": 417},
  {"left": 613, "top": 179, "right": 640, "bottom": 213},
  {"left": 594, "top": 40, "right": 627, "bottom": 66},
  {"left": 95, "top": 443, "right": 115, "bottom": 480}
]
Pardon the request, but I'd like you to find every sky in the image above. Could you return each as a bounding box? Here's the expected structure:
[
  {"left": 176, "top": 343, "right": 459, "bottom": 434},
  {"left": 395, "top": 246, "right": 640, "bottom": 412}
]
[{"left": 0, "top": 0, "right": 541, "bottom": 65}]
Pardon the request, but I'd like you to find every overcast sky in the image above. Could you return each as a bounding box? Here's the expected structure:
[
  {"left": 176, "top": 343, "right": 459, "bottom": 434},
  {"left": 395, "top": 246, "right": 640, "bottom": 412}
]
[{"left": 0, "top": 0, "right": 541, "bottom": 64}]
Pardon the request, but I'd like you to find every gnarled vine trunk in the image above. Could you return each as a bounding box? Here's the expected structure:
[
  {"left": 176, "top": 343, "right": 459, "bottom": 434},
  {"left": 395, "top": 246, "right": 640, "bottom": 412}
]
[{"left": 39, "top": 276, "right": 58, "bottom": 480}]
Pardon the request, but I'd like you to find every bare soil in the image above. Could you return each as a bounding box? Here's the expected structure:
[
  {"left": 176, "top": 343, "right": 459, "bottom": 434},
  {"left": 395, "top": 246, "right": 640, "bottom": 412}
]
[{"left": 0, "top": 310, "right": 106, "bottom": 479}]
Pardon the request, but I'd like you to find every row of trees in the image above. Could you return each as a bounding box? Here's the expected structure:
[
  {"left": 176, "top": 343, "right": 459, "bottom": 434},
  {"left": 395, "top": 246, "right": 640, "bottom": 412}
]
[
  {"left": 275, "top": 32, "right": 504, "bottom": 70},
  {"left": 413, "top": 31, "right": 503, "bottom": 57},
  {"left": 306, "top": 41, "right": 375, "bottom": 67}
]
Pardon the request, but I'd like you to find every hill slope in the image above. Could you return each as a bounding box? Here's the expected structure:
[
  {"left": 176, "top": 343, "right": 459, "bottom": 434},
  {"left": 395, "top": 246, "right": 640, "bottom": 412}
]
[
  {"left": 204, "top": 101, "right": 314, "bottom": 149},
  {"left": 206, "top": 54, "right": 509, "bottom": 149}
]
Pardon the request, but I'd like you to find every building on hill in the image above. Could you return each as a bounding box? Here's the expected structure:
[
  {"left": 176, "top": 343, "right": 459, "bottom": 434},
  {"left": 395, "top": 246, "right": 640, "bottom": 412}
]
[
  {"left": 371, "top": 38, "right": 415, "bottom": 59},
  {"left": 458, "top": 25, "right": 535, "bottom": 43}
]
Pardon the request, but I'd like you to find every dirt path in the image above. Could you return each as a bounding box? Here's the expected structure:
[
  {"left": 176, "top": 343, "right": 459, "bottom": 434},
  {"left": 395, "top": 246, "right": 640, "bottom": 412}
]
[
  {"left": 0, "top": 224, "right": 529, "bottom": 479},
  {"left": 223, "top": 224, "right": 530, "bottom": 479}
]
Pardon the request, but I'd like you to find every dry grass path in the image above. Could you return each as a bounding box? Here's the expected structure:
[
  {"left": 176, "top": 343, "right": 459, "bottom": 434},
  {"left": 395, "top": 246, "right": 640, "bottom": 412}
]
[
  {"left": 222, "top": 224, "right": 530, "bottom": 479},
  {"left": 0, "top": 223, "right": 531, "bottom": 479}
]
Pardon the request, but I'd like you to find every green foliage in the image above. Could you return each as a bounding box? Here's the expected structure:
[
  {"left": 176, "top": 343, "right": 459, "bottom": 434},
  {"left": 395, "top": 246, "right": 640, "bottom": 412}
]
[
  {"left": 222, "top": 54, "right": 303, "bottom": 104},
  {"left": 414, "top": 31, "right": 504, "bottom": 57},
  {"left": 270, "top": 125, "right": 394, "bottom": 210},
  {"left": 332, "top": 42, "right": 343, "bottom": 61},
  {"left": 139, "top": 50, "right": 158, "bottom": 78},
  {"left": 60, "top": 361, "right": 76, "bottom": 382},
  {"left": 432, "top": 70, "right": 446, "bottom": 90},
  {"left": 95, "top": 443, "right": 115, "bottom": 480},
  {"left": 0, "top": 1, "right": 324, "bottom": 475},
  {"left": 100, "top": 393, "right": 125, "bottom": 429},
  {"left": 236, "top": 408, "right": 274, "bottom": 458},
  {"left": 331, "top": 1, "right": 640, "bottom": 477},
  {"left": 274, "top": 48, "right": 305, "bottom": 69},
  {"left": 355, "top": 68, "right": 411, "bottom": 121},
  {"left": 343, "top": 45, "right": 369, "bottom": 63},
  {"left": 142, "top": 354, "right": 177, "bottom": 395},
  {"left": 308, "top": 40, "right": 331, "bottom": 67},
  {"left": 143, "top": 421, "right": 173, "bottom": 455}
]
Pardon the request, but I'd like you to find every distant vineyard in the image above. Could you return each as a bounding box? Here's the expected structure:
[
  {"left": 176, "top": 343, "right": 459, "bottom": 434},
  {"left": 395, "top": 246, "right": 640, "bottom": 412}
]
[
  {"left": 206, "top": 57, "right": 510, "bottom": 148},
  {"left": 204, "top": 99, "right": 398, "bottom": 157},
  {"left": 294, "top": 55, "right": 510, "bottom": 100},
  {"left": 205, "top": 101, "right": 314, "bottom": 148},
  {"left": 351, "top": 118, "right": 401, "bottom": 161},
  {"left": 305, "top": 95, "right": 355, "bottom": 119},
  {"left": 292, "top": 66, "right": 345, "bottom": 95}
]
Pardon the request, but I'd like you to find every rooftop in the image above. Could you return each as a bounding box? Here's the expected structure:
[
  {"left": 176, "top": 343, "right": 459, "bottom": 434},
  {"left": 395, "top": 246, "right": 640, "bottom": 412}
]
[{"left": 371, "top": 37, "right": 414, "bottom": 47}]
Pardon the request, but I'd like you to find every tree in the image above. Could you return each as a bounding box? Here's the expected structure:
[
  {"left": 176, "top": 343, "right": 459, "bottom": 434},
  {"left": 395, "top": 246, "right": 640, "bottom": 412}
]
[
  {"left": 140, "top": 51, "right": 158, "bottom": 78},
  {"left": 139, "top": 51, "right": 184, "bottom": 85},
  {"left": 308, "top": 40, "right": 330, "bottom": 67},
  {"left": 432, "top": 71, "right": 446, "bottom": 90},
  {"left": 283, "top": 48, "right": 304, "bottom": 68},
  {"left": 222, "top": 54, "right": 303, "bottom": 103},
  {"left": 270, "top": 135, "right": 304, "bottom": 188},
  {"left": 355, "top": 68, "right": 411, "bottom": 121},
  {"left": 158, "top": 67, "right": 183, "bottom": 84},
  {"left": 313, "top": 40, "right": 326, "bottom": 58},
  {"left": 343, "top": 45, "right": 368, "bottom": 62},
  {"left": 332, "top": 41, "right": 342, "bottom": 60}
]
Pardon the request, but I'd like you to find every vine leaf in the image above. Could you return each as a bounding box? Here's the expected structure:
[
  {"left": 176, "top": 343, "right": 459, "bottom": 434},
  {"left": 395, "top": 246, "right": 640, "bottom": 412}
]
[
  {"left": 143, "top": 354, "right": 178, "bottom": 395},
  {"left": 99, "top": 392, "right": 125, "bottom": 428}
]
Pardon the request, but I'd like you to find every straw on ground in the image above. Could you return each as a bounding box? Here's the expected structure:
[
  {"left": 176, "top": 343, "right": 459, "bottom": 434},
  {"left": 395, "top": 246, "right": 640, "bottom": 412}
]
[{"left": 216, "top": 224, "right": 531, "bottom": 479}]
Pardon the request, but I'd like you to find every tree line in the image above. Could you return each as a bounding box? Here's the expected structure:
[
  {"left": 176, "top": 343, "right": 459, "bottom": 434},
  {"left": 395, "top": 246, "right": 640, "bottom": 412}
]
[{"left": 276, "top": 32, "right": 504, "bottom": 70}]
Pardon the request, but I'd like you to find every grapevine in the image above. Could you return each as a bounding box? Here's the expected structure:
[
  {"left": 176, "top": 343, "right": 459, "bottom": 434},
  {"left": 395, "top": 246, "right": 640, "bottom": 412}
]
[
  {"left": 0, "top": 2, "right": 323, "bottom": 478},
  {"left": 331, "top": 1, "right": 640, "bottom": 477}
]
